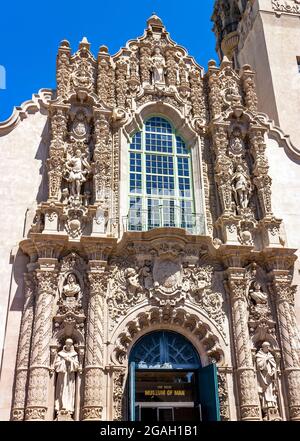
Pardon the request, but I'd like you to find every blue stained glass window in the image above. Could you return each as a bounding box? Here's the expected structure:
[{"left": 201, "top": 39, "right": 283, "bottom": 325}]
[{"left": 128, "top": 116, "right": 194, "bottom": 232}]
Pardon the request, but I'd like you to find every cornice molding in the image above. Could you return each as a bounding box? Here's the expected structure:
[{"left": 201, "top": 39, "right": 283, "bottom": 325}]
[
  {"left": 0, "top": 88, "right": 53, "bottom": 136},
  {"left": 257, "top": 112, "right": 300, "bottom": 162}
]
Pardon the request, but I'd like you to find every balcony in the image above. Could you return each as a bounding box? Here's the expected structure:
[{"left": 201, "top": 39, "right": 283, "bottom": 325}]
[{"left": 123, "top": 206, "right": 205, "bottom": 235}]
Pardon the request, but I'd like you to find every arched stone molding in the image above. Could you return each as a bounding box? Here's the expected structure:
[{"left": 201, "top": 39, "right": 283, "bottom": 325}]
[
  {"left": 108, "top": 304, "right": 227, "bottom": 369},
  {"left": 123, "top": 102, "right": 198, "bottom": 147},
  {"left": 118, "top": 101, "right": 208, "bottom": 235},
  {"left": 0, "top": 89, "right": 52, "bottom": 135}
]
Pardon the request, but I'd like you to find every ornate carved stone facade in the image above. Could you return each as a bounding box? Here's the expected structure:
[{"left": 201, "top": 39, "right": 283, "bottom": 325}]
[{"left": 0, "top": 10, "right": 300, "bottom": 421}]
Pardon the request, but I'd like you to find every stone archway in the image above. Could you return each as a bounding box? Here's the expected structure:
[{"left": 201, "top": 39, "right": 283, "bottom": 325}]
[{"left": 109, "top": 306, "right": 226, "bottom": 421}]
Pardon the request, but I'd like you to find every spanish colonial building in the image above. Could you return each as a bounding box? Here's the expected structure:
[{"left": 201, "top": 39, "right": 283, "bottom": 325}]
[{"left": 0, "top": 0, "right": 300, "bottom": 422}]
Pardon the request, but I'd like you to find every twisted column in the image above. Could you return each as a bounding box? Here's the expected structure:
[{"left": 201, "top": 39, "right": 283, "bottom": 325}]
[
  {"left": 227, "top": 268, "right": 261, "bottom": 420},
  {"left": 270, "top": 269, "right": 300, "bottom": 420},
  {"left": 82, "top": 262, "right": 107, "bottom": 420},
  {"left": 25, "top": 267, "right": 58, "bottom": 420},
  {"left": 11, "top": 273, "right": 36, "bottom": 421}
]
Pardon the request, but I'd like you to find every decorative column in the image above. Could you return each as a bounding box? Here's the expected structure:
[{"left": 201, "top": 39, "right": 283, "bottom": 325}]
[
  {"left": 226, "top": 267, "right": 261, "bottom": 420},
  {"left": 11, "top": 272, "right": 36, "bottom": 420},
  {"left": 25, "top": 261, "right": 58, "bottom": 420},
  {"left": 82, "top": 260, "right": 107, "bottom": 420},
  {"left": 269, "top": 267, "right": 300, "bottom": 420}
]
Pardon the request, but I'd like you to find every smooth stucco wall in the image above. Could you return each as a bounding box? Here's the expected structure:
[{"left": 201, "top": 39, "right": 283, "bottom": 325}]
[
  {"left": 0, "top": 111, "right": 48, "bottom": 419},
  {"left": 238, "top": 0, "right": 300, "bottom": 148}
]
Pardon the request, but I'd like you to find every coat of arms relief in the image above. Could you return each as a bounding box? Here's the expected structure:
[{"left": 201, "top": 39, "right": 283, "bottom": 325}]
[{"left": 107, "top": 243, "right": 226, "bottom": 337}]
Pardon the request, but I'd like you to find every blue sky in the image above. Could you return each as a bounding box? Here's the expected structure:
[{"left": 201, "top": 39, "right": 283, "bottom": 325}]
[{"left": 0, "top": 0, "right": 217, "bottom": 121}]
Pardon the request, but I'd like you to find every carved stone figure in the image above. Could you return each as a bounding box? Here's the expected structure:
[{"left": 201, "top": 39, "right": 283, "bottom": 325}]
[
  {"left": 54, "top": 339, "right": 79, "bottom": 417},
  {"left": 249, "top": 282, "right": 268, "bottom": 305},
  {"left": 255, "top": 342, "right": 278, "bottom": 414},
  {"left": 125, "top": 268, "right": 142, "bottom": 297},
  {"left": 151, "top": 47, "right": 166, "bottom": 85},
  {"left": 63, "top": 273, "right": 81, "bottom": 298},
  {"left": 64, "top": 149, "right": 91, "bottom": 198},
  {"left": 231, "top": 165, "right": 251, "bottom": 210},
  {"left": 62, "top": 273, "right": 82, "bottom": 310},
  {"left": 229, "top": 127, "right": 245, "bottom": 156}
]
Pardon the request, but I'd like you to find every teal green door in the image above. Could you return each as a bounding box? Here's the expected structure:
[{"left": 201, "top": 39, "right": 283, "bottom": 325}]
[
  {"left": 198, "top": 363, "right": 221, "bottom": 421},
  {"left": 129, "top": 362, "right": 136, "bottom": 421}
]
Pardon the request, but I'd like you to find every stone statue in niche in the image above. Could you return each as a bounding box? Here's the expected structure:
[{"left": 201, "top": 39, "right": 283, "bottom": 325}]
[
  {"left": 64, "top": 149, "right": 91, "bottom": 199},
  {"left": 229, "top": 127, "right": 245, "bottom": 156},
  {"left": 54, "top": 338, "right": 79, "bottom": 419},
  {"left": 249, "top": 282, "right": 271, "bottom": 321},
  {"left": 151, "top": 47, "right": 166, "bottom": 85},
  {"left": 63, "top": 273, "right": 81, "bottom": 299},
  {"left": 255, "top": 342, "right": 278, "bottom": 418},
  {"left": 249, "top": 282, "right": 268, "bottom": 306},
  {"left": 72, "top": 111, "right": 89, "bottom": 140},
  {"left": 231, "top": 165, "right": 251, "bottom": 210}
]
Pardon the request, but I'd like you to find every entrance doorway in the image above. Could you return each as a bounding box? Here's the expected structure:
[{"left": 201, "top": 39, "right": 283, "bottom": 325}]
[{"left": 128, "top": 331, "right": 220, "bottom": 421}]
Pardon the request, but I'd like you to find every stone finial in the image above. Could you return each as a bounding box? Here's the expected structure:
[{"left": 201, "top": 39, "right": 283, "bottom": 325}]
[
  {"left": 59, "top": 39, "right": 70, "bottom": 49},
  {"left": 99, "top": 45, "right": 109, "bottom": 54},
  {"left": 147, "top": 12, "right": 164, "bottom": 29},
  {"left": 221, "top": 55, "right": 232, "bottom": 69},
  {"left": 79, "top": 36, "right": 91, "bottom": 50}
]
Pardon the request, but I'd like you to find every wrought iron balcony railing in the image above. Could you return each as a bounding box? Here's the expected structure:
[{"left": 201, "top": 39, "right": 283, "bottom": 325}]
[{"left": 123, "top": 207, "right": 205, "bottom": 235}]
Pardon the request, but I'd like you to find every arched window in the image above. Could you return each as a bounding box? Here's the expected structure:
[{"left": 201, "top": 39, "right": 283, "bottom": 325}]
[
  {"left": 127, "top": 116, "right": 196, "bottom": 232},
  {"left": 129, "top": 331, "right": 201, "bottom": 370}
]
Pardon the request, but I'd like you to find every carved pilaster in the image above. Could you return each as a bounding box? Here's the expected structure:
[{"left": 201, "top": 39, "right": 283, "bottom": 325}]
[
  {"left": 241, "top": 65, "right": 258, "bottom": 113},
  {"left": 212, "top": 125, "right": 233, "bottom": 216},
  {"left": 82, "top": 263, "right": 107, "bottom": 420},
  {"left": 112, "top": 368, "right": 126, "bottom": 421},
  {"left": 189, "top": 67, "right": 207, "bottom": 124},
  {"left": 97, "top": 46, "right": 115, "bottom": 107},
  {"left": 11, "top": 273, "right": 36, "bottom": 421},
  {"left": 218, "top": 370, "right": 230, "bottom": 421},
  {"left": 165, "top": 48, "right": 177, "bottom": 90},
  {"left": 249, "top": 128, "right": 273, "bottom": 218},
  {"left": 47, "top": 107, "right": 68, "bottom": 201},
  {"left": 139, "top": 45, "right": 152, "bottom": 86},
  {"left": 270, "top": 269, "right": 300, "bottom": 420},
  {"left": 93, "top": 113, "right": 112, "bottom": 209},
  {"left": 56, "top": 40, "right": 71, "bottom": 100},
  {"left": 207, "top": 61, "right": 222, "bottom": 119},
  {"left": 115, "top": 59, "right": 128, "bottom": 108},
  {"left": 25, "top": 266, "right": 58, "bottom": 420},
  {"left": 226, "top": 268, "right": 261, "bottom": 420}
]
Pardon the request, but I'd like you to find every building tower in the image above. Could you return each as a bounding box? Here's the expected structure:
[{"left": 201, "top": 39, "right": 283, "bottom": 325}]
[{"left": 212, "top": 0, "right": 300, "bottom": 148}]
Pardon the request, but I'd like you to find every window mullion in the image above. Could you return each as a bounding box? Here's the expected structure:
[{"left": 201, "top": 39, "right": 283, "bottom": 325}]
[
  {"left": 173, "top": 132, "right": 180, "bottom": 228},
  {"left": 142, "top": 128, "right": 147, "bottom": 231}
]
